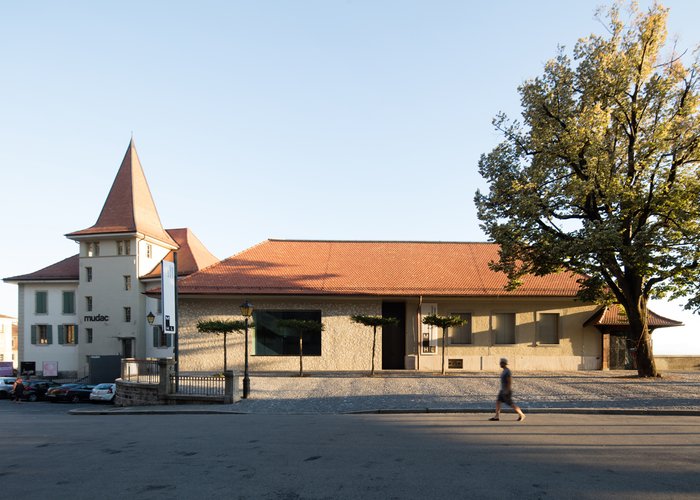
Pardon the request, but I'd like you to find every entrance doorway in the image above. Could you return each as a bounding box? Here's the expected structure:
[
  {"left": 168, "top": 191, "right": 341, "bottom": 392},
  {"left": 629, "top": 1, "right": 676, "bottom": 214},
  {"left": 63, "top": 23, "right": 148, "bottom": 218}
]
[
  {"left": 120, "top": 338, "right": 134, "bottom": 358},
  {"left": 382, "top": 302, "right": 406, "bottom": 369},
  {"left": 609, "top": 335, "right": 636, "bottom": 370}
]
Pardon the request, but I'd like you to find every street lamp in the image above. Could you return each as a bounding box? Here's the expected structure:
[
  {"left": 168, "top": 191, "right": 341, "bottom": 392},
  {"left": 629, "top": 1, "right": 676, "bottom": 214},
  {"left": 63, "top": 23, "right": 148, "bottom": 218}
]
[
  {"left": 240, "top": 300, "right": 253, "bottom": 398},
  {"left": 146, "top": 311, "right": 155, "bottom": 325}
]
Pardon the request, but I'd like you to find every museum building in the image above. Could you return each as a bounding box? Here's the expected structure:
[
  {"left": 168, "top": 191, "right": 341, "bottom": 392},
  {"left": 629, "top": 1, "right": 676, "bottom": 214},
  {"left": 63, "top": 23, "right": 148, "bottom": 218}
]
[{"left": 5, "top": 141, "right": 682, "bottom": 378}]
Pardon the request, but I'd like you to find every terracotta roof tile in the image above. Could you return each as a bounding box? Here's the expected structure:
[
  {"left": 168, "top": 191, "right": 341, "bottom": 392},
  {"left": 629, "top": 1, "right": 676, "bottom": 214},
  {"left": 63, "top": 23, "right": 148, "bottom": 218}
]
[
  {"left": 175, "top": 240, "right": 583, "bottom": 297},
  {"left": 142, "top": 228, "right": 219, "bottom": 279},
  {"left": 65, "top": 140, "right": 177, "bottom": 247},
  {"left": 584, "top": 304, "right": 684, "bottom": 329},
  {"left": 4, "top": 254, "right": 79, "bottom": 282}
]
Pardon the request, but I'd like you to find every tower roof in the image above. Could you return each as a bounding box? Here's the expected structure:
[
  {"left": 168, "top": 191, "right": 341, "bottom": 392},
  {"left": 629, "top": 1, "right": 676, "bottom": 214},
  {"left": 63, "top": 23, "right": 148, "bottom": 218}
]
[{"left": 65, "top": 140, "right": 177, "bottom": 247}]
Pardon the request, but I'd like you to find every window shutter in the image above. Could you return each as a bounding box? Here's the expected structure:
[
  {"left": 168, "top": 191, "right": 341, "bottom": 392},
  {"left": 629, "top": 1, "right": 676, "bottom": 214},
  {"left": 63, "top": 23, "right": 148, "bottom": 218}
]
[
  {"left": 153, "top": 327, "right": 159, "bottom": 347},
  {"left": 166, "top": 332, "right": 173, "bottom": 348},
  {"left": 46, "top": 325, "right": 53, "bottom": 344},
  {"left": 58, "top": 325, "right": 65, "bottom": 345},
  {"left": 74, "top": 325, "right": 79, "bottom": 344},
  {"left": 31, "top": 325, "right": 37, "bottom": 345}
]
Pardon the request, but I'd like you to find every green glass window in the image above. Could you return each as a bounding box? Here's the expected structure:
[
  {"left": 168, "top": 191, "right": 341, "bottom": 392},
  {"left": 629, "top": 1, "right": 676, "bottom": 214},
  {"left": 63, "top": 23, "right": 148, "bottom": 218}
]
[{"left": 254, "top": 310, "right": 322, "bottom": 356}]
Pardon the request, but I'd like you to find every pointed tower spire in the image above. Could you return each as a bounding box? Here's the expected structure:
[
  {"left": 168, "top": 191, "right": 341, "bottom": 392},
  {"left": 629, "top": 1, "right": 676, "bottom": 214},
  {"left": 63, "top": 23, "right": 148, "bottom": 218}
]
[{"left": 66, "top": 140, "right": 177, "bottom": 247}]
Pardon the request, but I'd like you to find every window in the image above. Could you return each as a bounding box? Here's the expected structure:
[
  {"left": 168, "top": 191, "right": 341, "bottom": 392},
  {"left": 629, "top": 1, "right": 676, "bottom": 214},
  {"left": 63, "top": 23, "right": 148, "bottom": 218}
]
[
  {"left": 86, "top": 296, "right": 93, "bottom": 312},
  {"left": 62, "top": 291, "right": 75, "bottom": 314},
  {"left": 35, "top": 291, "right": 48, "bottom": 314},
  {"left": 86, "top": 328, "right": 93, "bottom": 344},
  {"left": 58, "top": 324, "right": 78, "bottom": 345},
  {"left": 86, "top": 267, "right": 93, "bottom": 282},
  {"left": 124, "top": 307, "right": 131, "bottom": 322},
  {"left": 449, "top": 313, "right": 472, "bottom": 344},
  {"left": 153, "top": 325, "right": 172, "bottom": 348},
  {"left": 493, "top": 313, "right": 516, "bottom": 344},
  {"left": 537, "top": 313, "right": 560, "bottom": 344},
  {"left": 146, "top": 243, "right": 152, "bottom": 258},
  {"left": 124, "top": 275, "right": 131, "bottom": 291},
  {"left": 87, "top": 242, "right": 100, "bottom": 257},
  {"left": 117, "top": 240, "right": 131, "bottom": 255},
  {"left": 31, "top": 324, "right": 52, "bottom": 345},
  {"left": 254, "top": 310, "right": 322, "bottom": 356}
]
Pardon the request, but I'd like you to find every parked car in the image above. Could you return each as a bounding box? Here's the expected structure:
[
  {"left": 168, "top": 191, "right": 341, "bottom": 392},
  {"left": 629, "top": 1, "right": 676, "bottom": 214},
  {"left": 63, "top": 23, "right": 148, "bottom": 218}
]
[
  {"left": 46, "top": 383, "right": 96, "bottom": 403},
  {"left": 0, "top": 377, "right": 17, "bottom": 399},
  {"left": 90, "top": 383, "right": 116, "bottom": 403},
  {"left": 21, "top": 380, "right": 60, "bottom": 402}
]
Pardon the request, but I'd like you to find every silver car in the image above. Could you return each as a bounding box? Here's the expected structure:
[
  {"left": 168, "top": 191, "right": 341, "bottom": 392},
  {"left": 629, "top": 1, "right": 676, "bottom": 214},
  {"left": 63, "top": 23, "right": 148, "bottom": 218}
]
[
  {"left": 0, "top": 377, "right": 17, "bottom": 399},
  {"left": 90, "top": 383, "right": 116, "bottom": 403}
]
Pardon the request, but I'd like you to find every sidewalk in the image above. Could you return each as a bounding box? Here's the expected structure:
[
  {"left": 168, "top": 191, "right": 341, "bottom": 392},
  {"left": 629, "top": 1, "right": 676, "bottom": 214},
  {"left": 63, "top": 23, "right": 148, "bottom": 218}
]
[{"left": 71, "top": 370, "right": 700, "bottom": 416}]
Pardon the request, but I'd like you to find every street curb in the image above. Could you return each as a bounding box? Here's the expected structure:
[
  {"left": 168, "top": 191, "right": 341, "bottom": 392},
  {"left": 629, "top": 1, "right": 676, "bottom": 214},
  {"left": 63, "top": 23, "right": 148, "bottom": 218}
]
[{"left": 69, "top": 407, "right": 700, "bottom": 417}]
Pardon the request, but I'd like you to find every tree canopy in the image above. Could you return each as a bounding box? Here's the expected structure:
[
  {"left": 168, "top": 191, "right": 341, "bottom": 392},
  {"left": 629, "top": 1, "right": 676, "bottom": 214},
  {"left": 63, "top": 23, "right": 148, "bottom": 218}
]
[{"left": 474, "top": 3, "right": 700, "bottom": 376}]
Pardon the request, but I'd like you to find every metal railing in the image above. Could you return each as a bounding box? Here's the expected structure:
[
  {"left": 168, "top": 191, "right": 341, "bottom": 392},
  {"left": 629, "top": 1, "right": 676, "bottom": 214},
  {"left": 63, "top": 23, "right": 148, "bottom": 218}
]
[
  {"left": 122, "top": 359, "right": 160, "bottom": 384},
  {"left": 171, "top": 375, "right": 226, "bottom": 396}
]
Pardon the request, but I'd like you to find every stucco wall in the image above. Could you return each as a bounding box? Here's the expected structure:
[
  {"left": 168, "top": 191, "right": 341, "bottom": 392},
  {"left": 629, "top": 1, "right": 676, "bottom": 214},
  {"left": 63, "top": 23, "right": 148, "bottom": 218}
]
[
  {"left": 178, "top": 296, "right": 602, "bottom": 373},
  {"left": 179, "top": 297, "right": 382, "bottom": 372}
]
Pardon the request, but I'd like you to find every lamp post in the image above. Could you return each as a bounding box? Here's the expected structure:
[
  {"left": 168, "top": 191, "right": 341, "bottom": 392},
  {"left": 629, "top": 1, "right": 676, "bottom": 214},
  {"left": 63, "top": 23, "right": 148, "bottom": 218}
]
[{"left": 240, "top": 300, "right": 253, "bottom": 399}]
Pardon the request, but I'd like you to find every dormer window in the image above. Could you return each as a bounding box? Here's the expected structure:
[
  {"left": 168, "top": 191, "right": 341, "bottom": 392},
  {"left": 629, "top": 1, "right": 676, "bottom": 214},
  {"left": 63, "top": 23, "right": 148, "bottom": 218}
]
[
  {"left": 87, "top": 242, "right": 100, "bottom": 257},
  {"left": 117, "top": 240, "right": 131, "bottom": 255}
]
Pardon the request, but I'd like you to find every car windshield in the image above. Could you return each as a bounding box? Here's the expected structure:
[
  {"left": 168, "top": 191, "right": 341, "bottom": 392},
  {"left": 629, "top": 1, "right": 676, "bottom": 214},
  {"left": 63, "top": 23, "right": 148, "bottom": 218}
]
[{"left": 94, "top": 384, "right": 113, "bottom": 390}]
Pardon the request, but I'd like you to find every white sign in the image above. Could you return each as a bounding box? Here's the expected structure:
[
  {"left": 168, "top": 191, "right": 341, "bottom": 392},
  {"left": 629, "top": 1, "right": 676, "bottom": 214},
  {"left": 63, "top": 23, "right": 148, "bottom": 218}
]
[{"left": 162, "top": 260, "right": 177, "bottom": 334}]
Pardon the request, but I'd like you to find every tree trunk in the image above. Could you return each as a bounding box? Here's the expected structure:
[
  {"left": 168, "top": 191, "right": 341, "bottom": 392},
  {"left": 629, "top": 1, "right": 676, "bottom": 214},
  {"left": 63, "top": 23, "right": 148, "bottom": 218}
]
[
  {"left": 223, "top": 332, "right": 228, "bottom": 373},
  {"left": 625, "top": 296, "right": 658, "bottom": 377},
  {"left": 371, "top": 326, "right": 377, "bottom": 377},
  {"left": 299, "top": 334, "right": 304, "bottom": 377}
]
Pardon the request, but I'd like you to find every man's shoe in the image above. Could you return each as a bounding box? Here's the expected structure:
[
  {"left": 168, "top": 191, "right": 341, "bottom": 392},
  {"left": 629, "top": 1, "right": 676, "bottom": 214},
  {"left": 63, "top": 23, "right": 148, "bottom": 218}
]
[
  {"left": 517, "top": 415, "right": 526, "bottom": 422},
  {"left": 489, "top": 416, "right": 499, "bottom": 421}
]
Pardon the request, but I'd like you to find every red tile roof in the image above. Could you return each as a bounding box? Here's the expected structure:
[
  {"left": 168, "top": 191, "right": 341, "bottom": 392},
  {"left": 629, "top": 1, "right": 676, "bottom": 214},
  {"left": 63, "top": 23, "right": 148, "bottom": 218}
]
[
  {"left": 142, "top": 228, "right": 219, "bottom": 279},
  {"left": 175, "top": 240, "right": 584, "bottom": 297},
  {"left": 584, "top": 304, "right": 683, "bottom": 329},
  {"left": 65, "top": 140, "right": 177, "bottom": 247},
  {"left": 4, "top": 254, "right": 79, "bottom": 282}
]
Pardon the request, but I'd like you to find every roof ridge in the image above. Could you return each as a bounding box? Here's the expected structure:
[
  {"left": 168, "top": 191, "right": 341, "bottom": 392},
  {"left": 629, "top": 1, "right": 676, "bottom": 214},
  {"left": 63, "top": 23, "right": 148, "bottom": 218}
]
[{"left": 266, "top": 239, "right": 496, "bottom": 244}]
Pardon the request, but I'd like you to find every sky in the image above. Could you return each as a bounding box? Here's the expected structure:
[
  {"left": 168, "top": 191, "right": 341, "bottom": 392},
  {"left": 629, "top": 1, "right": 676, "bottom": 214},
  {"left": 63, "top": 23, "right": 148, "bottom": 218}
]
[{"left": 1, "top": 1, "right": 699, "bottom": 354}]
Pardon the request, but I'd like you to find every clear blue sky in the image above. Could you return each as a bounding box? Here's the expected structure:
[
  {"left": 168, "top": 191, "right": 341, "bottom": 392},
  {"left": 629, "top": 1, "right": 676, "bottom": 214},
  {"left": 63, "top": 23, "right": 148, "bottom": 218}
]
[{"left": 1, "top": 1, "right": 699, "bottom": 353}]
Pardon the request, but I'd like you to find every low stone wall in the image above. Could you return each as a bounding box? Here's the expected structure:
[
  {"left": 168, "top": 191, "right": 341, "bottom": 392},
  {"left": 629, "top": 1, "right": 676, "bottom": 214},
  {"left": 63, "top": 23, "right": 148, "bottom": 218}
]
[
  {"left": 656, "top": 356, "right": 700, "bottom": 371},
  {"left": 114, "top": 379, "right": 163, "bottom": 406}
]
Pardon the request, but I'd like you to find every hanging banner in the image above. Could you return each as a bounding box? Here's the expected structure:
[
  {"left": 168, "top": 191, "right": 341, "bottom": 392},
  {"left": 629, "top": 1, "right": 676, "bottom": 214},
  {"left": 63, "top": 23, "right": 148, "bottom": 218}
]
[{"left": 162, "top": 260, "right": 177, "bottom": 334}]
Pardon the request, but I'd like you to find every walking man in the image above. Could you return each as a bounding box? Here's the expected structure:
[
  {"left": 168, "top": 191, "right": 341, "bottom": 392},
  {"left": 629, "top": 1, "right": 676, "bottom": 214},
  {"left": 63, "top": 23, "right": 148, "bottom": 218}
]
[{"left": 490, "top": 358, "right": 525, "bottom": 421}]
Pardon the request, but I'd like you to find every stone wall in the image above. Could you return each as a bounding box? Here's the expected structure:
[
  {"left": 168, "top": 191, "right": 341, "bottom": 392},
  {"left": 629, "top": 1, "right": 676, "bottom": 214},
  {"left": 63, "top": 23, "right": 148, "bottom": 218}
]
[
  {"left": 114, "top": 379, "right": 162, "bottom": 406},
  {"left": 178, "top": 297, "right": 381, "bottom": 373},
  {"left": 655, "top": 356, "right": 700, "bottom": 371}
]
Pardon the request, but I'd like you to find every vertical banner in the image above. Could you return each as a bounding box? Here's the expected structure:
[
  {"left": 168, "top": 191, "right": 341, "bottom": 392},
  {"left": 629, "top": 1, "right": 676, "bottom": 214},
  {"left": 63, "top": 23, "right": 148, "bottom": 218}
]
[{"left": 162, "top": 260, "right": 177, "bottom": 334}]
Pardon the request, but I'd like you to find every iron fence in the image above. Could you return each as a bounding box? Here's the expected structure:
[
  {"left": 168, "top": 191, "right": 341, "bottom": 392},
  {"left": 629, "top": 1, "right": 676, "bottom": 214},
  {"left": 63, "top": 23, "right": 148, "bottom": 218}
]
[
  {"left": 122, "top": 359, "right": 160, "bottom": 384},
  {"left": 171, "top": 375, "right": 226, "bottom": 396}
]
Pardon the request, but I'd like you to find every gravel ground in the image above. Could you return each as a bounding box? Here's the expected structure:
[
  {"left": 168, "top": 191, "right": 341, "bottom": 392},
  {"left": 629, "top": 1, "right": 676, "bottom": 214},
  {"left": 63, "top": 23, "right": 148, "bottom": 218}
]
[{"left": 231, "top": 370, "right": 700, "bottom": 414}]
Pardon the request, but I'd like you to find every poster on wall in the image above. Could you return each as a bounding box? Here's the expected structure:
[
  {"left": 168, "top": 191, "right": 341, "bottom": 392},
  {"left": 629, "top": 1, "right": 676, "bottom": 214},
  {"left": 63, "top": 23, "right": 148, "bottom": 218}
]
[
  {"left": 0, "top": 362, "right": 13, "bottom": 376},
  {"left": 162, "top": 260, "right": 177, "bottom": 335},
  {"left": 43, "top": 361, "right": 58, "bottom": 377}
]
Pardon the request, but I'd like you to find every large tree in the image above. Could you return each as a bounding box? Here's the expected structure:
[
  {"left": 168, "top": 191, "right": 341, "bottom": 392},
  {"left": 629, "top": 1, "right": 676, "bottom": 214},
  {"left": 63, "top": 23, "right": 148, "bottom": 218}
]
[{"left": 475, "top": 3, "right": 700, "bottom": 377}]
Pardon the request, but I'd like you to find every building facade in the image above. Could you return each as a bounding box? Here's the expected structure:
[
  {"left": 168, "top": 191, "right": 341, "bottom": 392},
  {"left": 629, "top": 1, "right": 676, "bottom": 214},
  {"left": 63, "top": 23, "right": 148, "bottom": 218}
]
[
  {"left": 0, "top": 314, "right": 17, "bottom": 370},
  {"left": 4, "top": 141, "right": 217, "bottom": 378},
  {"left": 172, "top": 240, "right": 612, "bottom": 373}
]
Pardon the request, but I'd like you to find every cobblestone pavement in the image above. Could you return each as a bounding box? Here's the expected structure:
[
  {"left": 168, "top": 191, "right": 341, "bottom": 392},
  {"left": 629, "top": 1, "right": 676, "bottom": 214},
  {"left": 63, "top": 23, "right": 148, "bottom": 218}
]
[
  {"left": 223, "top": 370, "right": 700, "bottom": 414},
  {"left": 71, "top": 370, "right": 700, "bottom": 415}
]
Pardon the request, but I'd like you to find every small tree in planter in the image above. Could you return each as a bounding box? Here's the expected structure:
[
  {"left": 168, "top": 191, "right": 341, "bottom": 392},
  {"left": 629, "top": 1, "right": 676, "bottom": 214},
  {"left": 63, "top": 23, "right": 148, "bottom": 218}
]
[
  {"left": 197, "top": 319, "right": 249, "bottom": 374},
  {"left": 350, "top": 315, "right": 398, "bottom": 376},
  {"left": 277, "top": 319, "right": 324, "bottom": 377},
  {"left": 422, "top": 315, "right": 467, "bottom": 375}
]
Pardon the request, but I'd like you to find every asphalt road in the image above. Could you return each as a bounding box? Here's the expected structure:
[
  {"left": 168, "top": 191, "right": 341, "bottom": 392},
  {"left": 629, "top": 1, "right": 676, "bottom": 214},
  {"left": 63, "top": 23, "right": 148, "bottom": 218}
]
[{"left": 1, "top": 401, "right": 698, "bottom": 500}]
